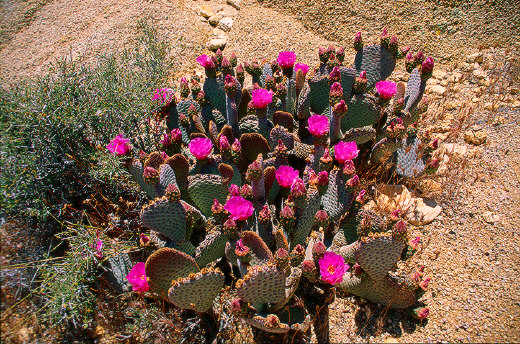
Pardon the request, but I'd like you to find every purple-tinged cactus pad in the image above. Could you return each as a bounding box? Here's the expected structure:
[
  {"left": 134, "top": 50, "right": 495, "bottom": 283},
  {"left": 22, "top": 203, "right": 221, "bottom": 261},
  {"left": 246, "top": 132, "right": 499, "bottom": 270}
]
[
  {"left": 236, "top": 264, "right": 286, "bottom": 304},
  {"left": 354, "top": 44, "right": 396, "bottom": 90},
  {"left": 341, "top": 94, "right": 382, "bottom": 132},
  {"left": 165, "top": 154, "right": 190, "bottom": 191},
  {"left": 239, "top": 133, "right": 270, "bottom": 162},
  {"left": 195, "top": 229, "right": 228, "bottom": 268},
  {"left": 127, "top": 159, "right": 157, "bottom": 199},
  {"left": 188, "top": 174, "right": 229, "bottom": 217},
  {"left": 241, "top": 231, "right": 274, "bottom": 265},
  {"left": 145, "top": 247, "right": 199, "bottom": 298},
  {"left": 140, "top": 197, "right": 187, "bottom": 243},
  {"left": 404, "top": 68, "right": 427, "bottom": 113}
]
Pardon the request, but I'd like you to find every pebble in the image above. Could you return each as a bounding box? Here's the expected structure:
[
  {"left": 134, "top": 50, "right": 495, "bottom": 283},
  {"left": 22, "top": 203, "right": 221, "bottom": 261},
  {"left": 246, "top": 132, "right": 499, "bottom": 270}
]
[
  {"left": 430, "top": 85, "right": 447, "bottom": 96},
  {"left": 218, "top": 17, "right": 234, "bottom": 32},
  {"left": 473, "top": 68, "right": 487, "bottom": 80},
  {"left": 227, "top": 0, "right": 242, "bottom": 10},
  {"left": 466, "top": 52, "right": 483, "bottom": 64},
  {"left": 213, "top": 28, "right": 227, "bottom": 38},
  {"left": 483, "top": 211, "right": 500, "bottom": 224},
  {"left": 207, "top": 37, "right": 227, "bottom": 51},
  {"left": 464, "top": 128, "right": 487, "bottom": 145},
  {"left": 198, "top": 5, "right": 215, "bottom": 19},
  {"left": 208, "top": 13, "right": 224, "bottom": 26},
  {"left": 449, "top": 72, "right": 463, "bottom": 83}
]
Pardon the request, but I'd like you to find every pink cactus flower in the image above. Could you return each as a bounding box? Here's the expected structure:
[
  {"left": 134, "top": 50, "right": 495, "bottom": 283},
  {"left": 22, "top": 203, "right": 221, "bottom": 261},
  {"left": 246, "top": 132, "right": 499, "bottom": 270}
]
[
  {"left": 93, "top": 240, "right": 103, "bottom": 259},
  {"left": 224, "top": 196, "right": 254, "bottom": 221},
  {"left": 417, "top": 307, "right": 430, "bottom": 320},
  {"left": 334, "top": 141, "right": 359, "bottom": 164},
  {"left": 356, "top": 189, "right": 367, "bottom": 203},
  {"left": 212, "top": 198, "right": 225, "bottom": 213},
  {"left": 375, "top": 80, "right": 397, "bottom": 99},
  {"left": 251, "top": 88, "right": 273, "bottom": 109},
  {"left": 231, "top": 139, "right": 241, "bottom": 152},
  {"left": 189, "top": 137, "right": 212, "bottom": 160},
  {"left": 277, "top": 51, "right": 297, "bottom": 69},
  {"left": 275, "top": 165, "right": 299, "bottom": 188},
  {"left": 107, "top": 134, "right": 132, "bottom": 156},
  {"left": 347, "top": 174, "right": 360, "bottom": 188},
  {"left": 152, "top": 87, "right": 174, "bottom": 103},
  {"left": 290, "top": 177, "right": 307, "bottom": 198},
  {"left": 307, "top": 114, "right": 329, "bottom": 138},
  {"left": 140, "top": 233, "right": 150, "bottom": 246},
  {"left": 196, "top": 54, "right": 213, "bottom": 68},
  {"left": 235, "top": 239, "right": 250, "bottom": 255},
  {"left": 318, "top": 251, "right": 349, "bottom": 285},
  {"left": 294, "top": 63, "right": 309, "bottom": 76},
  {"left": 219, "top": 135, "right": 230, "bottom": 151},
  {"left": 420, "top": 277, "right": 431, "bottom": 291},
  {"left": 127, "top": 262, "right": 149, "bottom": 292},
  {"left": 317, "top": 170, "right": 328, "bottom": 187},
  {"left": 171, "top": 128, "right": 182, "bottom": 142},
  {"left": 410, "top": 236, "right": 421, "bottom": 250}
]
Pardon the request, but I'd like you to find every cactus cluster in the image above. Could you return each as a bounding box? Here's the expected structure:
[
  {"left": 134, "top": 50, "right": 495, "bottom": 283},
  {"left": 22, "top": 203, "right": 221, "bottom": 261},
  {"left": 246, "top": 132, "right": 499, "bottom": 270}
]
[{"left": 116, "top": 29, "right": 436, "bottom": 342}]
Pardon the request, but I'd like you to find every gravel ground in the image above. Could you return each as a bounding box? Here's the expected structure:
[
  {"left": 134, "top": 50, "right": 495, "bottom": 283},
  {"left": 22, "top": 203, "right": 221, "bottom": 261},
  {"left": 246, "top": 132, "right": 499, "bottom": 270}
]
[{"left": 1, "top": 0, "right": 520, "bottom": 342}]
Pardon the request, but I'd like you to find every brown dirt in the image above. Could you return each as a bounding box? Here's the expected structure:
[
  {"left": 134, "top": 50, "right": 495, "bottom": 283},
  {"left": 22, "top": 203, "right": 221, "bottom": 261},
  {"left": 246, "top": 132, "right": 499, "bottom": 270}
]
[{"left": 1, "top": 0, "right": 520, "bottom": 342}]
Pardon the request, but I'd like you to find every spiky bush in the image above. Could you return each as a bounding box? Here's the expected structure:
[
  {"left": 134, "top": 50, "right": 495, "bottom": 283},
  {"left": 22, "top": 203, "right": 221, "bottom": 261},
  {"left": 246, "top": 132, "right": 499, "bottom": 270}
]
[{"left": 114, "top": 30, "right": 436, "bottom": 343}]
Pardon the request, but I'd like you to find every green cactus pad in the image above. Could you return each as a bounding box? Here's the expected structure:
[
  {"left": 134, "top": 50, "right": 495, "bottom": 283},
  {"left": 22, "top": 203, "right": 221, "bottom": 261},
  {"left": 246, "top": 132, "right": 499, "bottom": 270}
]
[
  {"left": 140, "top": 197, "right": 187, "bottom": 243},
  {"left": 127, "top": 159, "right": 157, "bottom": 198},
  {"left": 290, "top": 142, "right": 314, "bottom": 161},
  {"left": 308, "top": 74, "right": 330, "bottom": 115},
  {"left": 339, "top": 67, "right": 356, "bottom": 101},
  {"left": 370, "top": 138, "right": 402, "bottom": 164},
  {"left": 241, "top": 231, "right": 274, "bottom": 265},
  {"left": 172, "top": 240, "right": 197, "bottom": 257},
  {"left": 291, "top": 188, "right": 321, "bottom": 248},
  {"left": 165, "top": 154, "right": 190, "bottom": 191},
  {"left": 259, "top": 63, "right": 272, "bottom": 88},
  {"left": 270, "top": 268, "right": 302, "bottom": 313},
  {"left": 341, "top": 127, "right": 376, "bottom": 145},
  {"left": 320, "top": 169, "right": 355, "bottom": 222},
  {"left": 275, "top": 229, "right": 289, "bottom": 252},
  {"left": 404, "top": 68, "right": 426, "bottom": 113},
  {"left": 208, "top": 120, "right": 219, "bottom": 145},
  {"left": 168, "top": 268, "right": 225, "bottom": 312},
  {"left": 236, "top": 263, "right": 286, "bottom": 304},
  {"left": 269, "top": 125, "right": 295, "bottom": 151},
  {"left": 336, "top": 242, "right": 358, "bottom": 263},
  {"left": 244, "top": 315, "right": 291, "bottom": 334},
  {"left": 177, "top": 98, "right": 201, "bottom": 118},
  {"left": 203, "top": 77, "right": 226, "bottom": 115},
  {"left": 195, "top": 230, "right": 228, "bottom": 268},
  {"left": 239, "top": 133, "right": 270, "bottom": 162},
  {"left": 339, "top": 273, "right": 416, "bottom": 308},
  {"left": 396, "top": 138, "right": 425, "bottom": 177},
  {"left": 354, "top": 234, "right": 406, "bottom": 281},
  {"left": 354, "top": 44, "right": 396, "bottom": 90},
  {"left": 145, "top": 247, "right": 199, "bottom": 297},
  {"left": 187, "top": 174, "right": 228, "bottom": 217},
  {"left": 341, "top": 94, "right": 382, "bottom": 132},
  {"left": 225, "top": 240, "right": 239, "bottom": 266},
  {"left": 296, "top": 83, "right": 311, "bottom": 120},
  {"left": 156, "top": 164, "right": 178, "bottom": 197}
]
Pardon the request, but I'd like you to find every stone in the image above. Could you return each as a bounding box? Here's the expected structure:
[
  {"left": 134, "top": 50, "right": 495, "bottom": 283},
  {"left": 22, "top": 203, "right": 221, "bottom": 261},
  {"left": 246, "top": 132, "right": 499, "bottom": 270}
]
[
  {"left": 460, "top": 63, "right": 473, "bottom": 72},
  {"left": 419, "top": 179, "right": 442, "bottom": 195},
  {"left": 466, "top": 52, "right": 483, "bottom": 64},
  {"left": 371, "top": 184, "right": 442, "bottom": 226},
  {"left": 213, "top": 28, "right": 227, "bottom": 38},
  {"left": 227, "top": 0, "right": 242, "bottom": 10},
  {"left": 464, "top": 128, "right": 486, "bottom": 145},
  {"left": 473, "top": 68, "right": 487, "bottom": 80},
  {"left": 483, "top": 211, "right": 500, "bottom": 224},
  {"left": 198, "top": 5, "right": 215, "bottom": 19},
  {"left": 207, "top": 37, "right": 227, "bottom": 51},
  {"left": 442, "top": 143, "right": 467, "bottom": 157},
  {"left": 208, "top": 13, "right": 224, "bottom": 26},
  {"left": 218, "top": 17, "right": 234, "bottom": 32},
  {"left": 433, "top": 69, "right": 448, "bottom": 80},
  {"left": 444, "top": 101, "right": 458, "bottom": 111},
  {"left": 510, "top": 87, "right": 519, "bottom": 95},
  {"left": 430, "top": 85, "right": 446, "bottom": 96},
  {"left": 449, "top": 72, "right": 463, "bottom": 83},
  {"left": 512, "top": 100, "right": 520, "bottom": 108}
]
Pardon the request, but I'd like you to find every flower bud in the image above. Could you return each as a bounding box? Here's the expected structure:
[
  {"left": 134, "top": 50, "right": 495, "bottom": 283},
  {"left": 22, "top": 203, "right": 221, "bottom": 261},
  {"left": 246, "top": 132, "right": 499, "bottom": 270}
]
[
  {"left": 165, "top": 184, "right": 181, "bottom": 202},
  {"left": 354, "top": 31, "right": 363, "bottom": 51},
  {"left": 143, "top": 166, "right": 159, "bottom": 185}
]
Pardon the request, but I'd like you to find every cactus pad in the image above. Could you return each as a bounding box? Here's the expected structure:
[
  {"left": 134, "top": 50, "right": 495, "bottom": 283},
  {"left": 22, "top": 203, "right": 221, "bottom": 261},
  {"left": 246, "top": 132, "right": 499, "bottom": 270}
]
[
  {"left": 341, "top": 127, "right": 377, "bottom": 145},
  {"left": 269, "top": 125, "right": 295, "bottom": 151},
  {"left": 308, "top": 74, "right": 330, "bottom": 114},
  {"left": 321, "top": 169, "right": 355, "bottom": 222},
  {"left": 140, "top": 197, "right": 187, "bottom": 243},
  {"left": 239, "top": 133, "right": 270, "bottom": 162},
  {"left": 354, "top": 44, "right": 396, "bottom": 90},
  {"left": 165, "top": 154, "right": 189, "bottom": 191},
  {"left": 168, "top": 268, "right": 225, "bottom": 312},
  {"left": 404, "top": 68, "right": 426, "bottom": 113},
  {"left": 127, "top": 159, "right": 157, "bottom": 198},
  {"left": 241, "top": 231, "right": 274, "bottom": 265},
  {"left": 341, "top": 94, "right": 382, "bottom": 132},
  {"left": 236, "top": 263, "right": 286, "bottom": 304},
  {"left": 188, "top": 174, "right": 228, "bottom": 217},
  {"left": 396, "top": 138, "right": 425, "bottom": 177},
  {"left": 354, "top": 234, "right": 406, "bottom": 281},
  {"left": 145, "top": 247, "right": 199, "bottom": 297},
  {"left": 370, "top": 138, "right": 402, "bottom": 164},
  {"left": 195, "top": 230, "right": 228, "bottom": 268}
]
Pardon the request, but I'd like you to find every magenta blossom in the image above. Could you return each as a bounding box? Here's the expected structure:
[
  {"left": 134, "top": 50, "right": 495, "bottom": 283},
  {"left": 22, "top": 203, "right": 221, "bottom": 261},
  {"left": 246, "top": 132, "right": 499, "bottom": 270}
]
[
  {"left": 334, "top": 141, "right": 359, "bottom": 164},
  {"left": 294, "top": 63, "right": 310, "bottom": 76},
  {"left": 93, "top": 240, "right": 103, "bottom": 259},
  {"left": 127, "top": 262, "right": 149, "bottom": 292},
  {"left": 152, "top": 87, "right": 174, "bottom": 103},
  {"left": 277, "top": 51, "right": 297, "bottom": 69},
  {"left": 307, "top": 114, "right": 329, "bottom": 138},
  {"left": 196, "top": 54, "right": 213, "bottom": 68},
  {"left": 224, "top": 196, "right": 254, "bottom": 221},
  {"left": 375, "top": 80, "right": 397, "bottom": 99},
  {"left": 228, "top": 184, "right": 241, "bottom": 197},
  {"left": 189, "top": 137, "right": 213, "bottom": 160},
  {"left": 107, "top": 134, "right": 132, "bottom": 156},
  {"left": 318, "top": 251, "right": 349, "bottom": 285},
  {"left": 251, "top": 88, "right": 273, "bottom": 109},
  {"left": 275, "top": 165, "right": 299, "bottom": 188}
]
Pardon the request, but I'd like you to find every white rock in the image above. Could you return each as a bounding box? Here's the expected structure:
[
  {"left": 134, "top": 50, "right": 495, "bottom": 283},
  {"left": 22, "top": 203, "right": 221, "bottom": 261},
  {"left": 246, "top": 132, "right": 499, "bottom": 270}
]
[
  {"left": 449, "top": 72, "right": 463, "bottom": 83},
  {"left": 208, "top": 13, "right": 224, "bottom": 26},
  {"left": 442, "top": 143, "right": 467, "bottom": 156},
  {"left": 430, "top": 85, "right": 446, "bottom": 95},
  {"left": 433, "top": 69, "right": 448, "bottom": 80},
  {"left": 483, "top": 211, "right": 500, "bottom": 224},
  {"left": 198, "top": 5, "right": 215, "bottom": 19},
  {"left": 218, "top": 17, "right": 234, "bottom": 32},
  {"left": 227, "top": 0, "right": 242, "bottom": 10},
  {"left": 207, "top": 37, "right": 227, "bottom": 51},
  {"left": 473, "top": 68, "right": 487, "bottom": 80},
  {"left": 213, "top": 28, "right": 227, "bottom": 38}
]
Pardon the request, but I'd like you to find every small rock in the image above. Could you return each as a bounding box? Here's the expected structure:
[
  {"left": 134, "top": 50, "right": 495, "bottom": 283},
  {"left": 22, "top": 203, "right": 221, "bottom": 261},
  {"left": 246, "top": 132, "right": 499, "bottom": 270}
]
[
  {"left": 442, "top": 143, "right": 467, "bottom": 156},
  {"left": 227, "top": 0, "right": 242, "bottom": 10},
  {"left": 430, "top": 85, "right": 446, "bottom": 96},
  {"left": 213, "top": 28, "right": 227, "bottom": 38},
  {"left": 433, "top": 69, "right": 448, "bottom": 80},
  {"left": 382, "top": 338, "right": 400, "bottom": 343},
  {"left": 484, "top": 102, "right": 498, "bottom": 111},
  {"left": 218, "top": 17, "right": 234, "bottom": 32},
  {"left": 511, "top": 87, "right": 519, "bottom": 95},
  {"left": 198, "top": 5, "right": 215, "bottom": 19},
  {"left": 460, "top": 63, "right": 473, "bottom": 72},
  {"left": 464, "top": 128, "right": 487, "bottom": 145},
  {"left": 208, "top": 13, "right": 224, "bottom": 26},
  {"left": 449, "top": 72, "right": 463, "bottom": 83},
  {"left": 483, "top": 211, "right": 500, "bottom": 224},
  {"left": 466, "top": 52, "right": 483, "bottom": 64},
  {"left": 444, "top": 101, "right": 458, "bottom": 110},
  {"left": 473, "top": 68, "right": 487, "bottom": 80},
  {"left": 512, "top": 100, "right": 520, "bottom": 108},
  {"left": 207, "top": 37, "right": 227, "bottom": 51}
]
